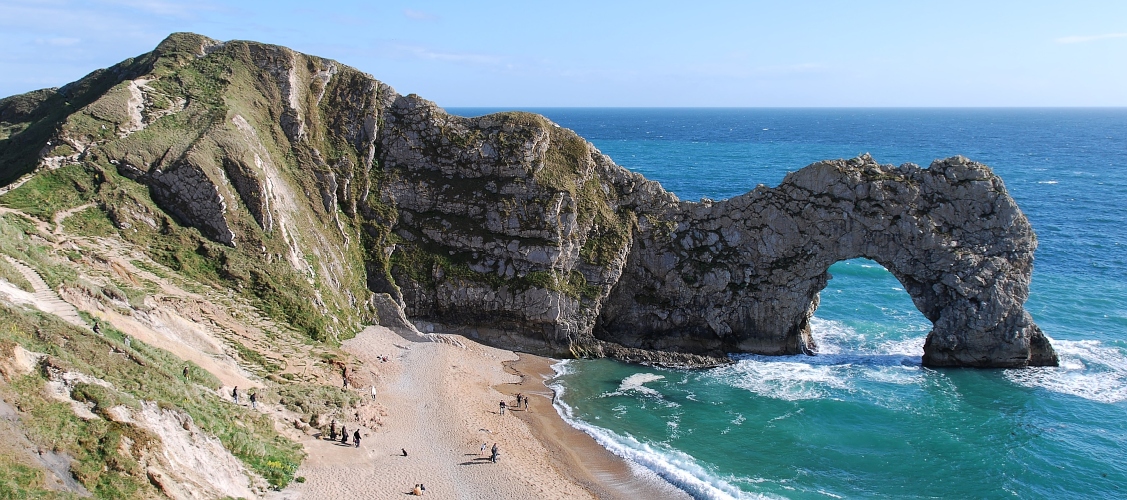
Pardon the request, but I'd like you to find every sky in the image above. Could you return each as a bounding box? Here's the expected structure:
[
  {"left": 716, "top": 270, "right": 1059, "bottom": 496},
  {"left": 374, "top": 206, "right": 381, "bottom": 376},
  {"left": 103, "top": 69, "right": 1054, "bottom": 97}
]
[{"left": 0, "top": 0, "right": 1125, "bottom": 107}]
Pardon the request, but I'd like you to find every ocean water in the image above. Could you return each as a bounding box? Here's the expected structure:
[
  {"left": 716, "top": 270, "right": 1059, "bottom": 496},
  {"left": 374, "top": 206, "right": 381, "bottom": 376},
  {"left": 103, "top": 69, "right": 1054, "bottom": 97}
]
[{"left": 449, "top": 108, "right": 1127, "bottom": 499}]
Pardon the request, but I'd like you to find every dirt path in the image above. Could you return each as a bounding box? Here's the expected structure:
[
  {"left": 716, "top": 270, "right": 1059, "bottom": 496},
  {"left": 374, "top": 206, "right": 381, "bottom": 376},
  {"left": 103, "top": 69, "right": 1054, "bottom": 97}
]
[
  {"left": 52, "top": 203, "right": 94, "bottom": 236},
  {"left": 1, "top": 255, "right": 86, "bottom": 328}
]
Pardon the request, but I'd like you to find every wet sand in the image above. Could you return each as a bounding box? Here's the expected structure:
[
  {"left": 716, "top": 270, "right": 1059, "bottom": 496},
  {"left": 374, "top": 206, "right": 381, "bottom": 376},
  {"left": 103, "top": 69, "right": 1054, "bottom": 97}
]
[{"left": 498, "top": 354, "right": 690, "bottom": 500}]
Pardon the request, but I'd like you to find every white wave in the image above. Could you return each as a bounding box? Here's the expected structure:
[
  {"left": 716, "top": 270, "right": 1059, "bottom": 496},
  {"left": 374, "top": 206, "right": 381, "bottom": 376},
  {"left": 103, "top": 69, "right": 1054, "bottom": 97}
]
[
  {"left": 1005, "top": 339, "right": 1127, "bottom": 403},
  {"left": 711, "top": 319, "right": 926, "bottom": 401},
  {"left": 550, "top": 358, "right": 575, "bottom": 378},
  {"left": 716, "top": 358, "right": 851, "bottom": 401},
  {"left": 1037, "top": 180, "right": 1060, "bottom": 184},
  {"left": 549, "top": 388, "right": 773, "bottom": 500},
  {"left": 605, "top": 372, "right": 666, "bottom": 397}
]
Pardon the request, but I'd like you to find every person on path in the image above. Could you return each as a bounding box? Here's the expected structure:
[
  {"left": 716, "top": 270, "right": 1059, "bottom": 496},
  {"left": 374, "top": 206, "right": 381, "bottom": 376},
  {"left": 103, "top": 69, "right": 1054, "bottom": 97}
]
[
  {"left": 232, "top": 386, "right": 239, "bottom": 405},
  {"left": 480, "top": 443, "right": 487, "bottom": 456},
  {"left": 490, "top": 443, "right": 499, "bottom": 463},
  {"left": 250, "top": 392, "right": 257, "bottom": 410},
  {"left": 353, "top": 429, "right": 361, "bottom": 448},
  {"left": 92, "top": 322, "right": 101, "bottom": 335},
  {"left": 329, "top": 419, "right": 337, "bottom": 441},
  {"left": 183, "top": 366, "right": 189, "bottom": 381},
  {"left": 371, "top": 385, "right": 377, "bottom": 401},
  {"left": 124, "top": 335, "right": 131, "bottom": 349},
  {"left": 524, "top": 396, "right": 529, "bottom": 410},
  {"left": 340, "top": 425, "right": 348, "bottom": 444},
  {"left": 516, "top": 394, "right": 522, "bottom": 408},
  {"left": 499, "top": 401, "right": 506, "bottom": 415}
]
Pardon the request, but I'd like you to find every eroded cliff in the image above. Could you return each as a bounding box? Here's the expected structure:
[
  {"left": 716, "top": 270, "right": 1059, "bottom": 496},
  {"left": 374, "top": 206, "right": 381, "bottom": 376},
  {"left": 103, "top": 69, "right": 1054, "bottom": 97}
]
[{"left": 0, "top": 33, "right": 1056, "bottom": 367}]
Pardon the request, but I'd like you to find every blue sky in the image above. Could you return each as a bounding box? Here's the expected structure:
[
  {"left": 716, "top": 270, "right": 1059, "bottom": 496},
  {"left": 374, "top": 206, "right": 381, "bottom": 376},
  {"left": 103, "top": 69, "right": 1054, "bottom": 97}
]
[{"left": 1, "top": 0, "right": 1125, "bottom": 106}]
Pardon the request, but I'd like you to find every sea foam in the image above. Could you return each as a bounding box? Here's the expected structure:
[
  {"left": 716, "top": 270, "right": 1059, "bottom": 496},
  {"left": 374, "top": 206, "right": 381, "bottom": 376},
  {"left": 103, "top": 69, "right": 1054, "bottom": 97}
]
[
  {"left": 1005, "top": 339, "right": 1127, "bottom": 403},
  {"left": 713, "top": 318, "right": 927, "bottom": 402},
  {"left": 549, "top": 370, "right": 772, "bottom": 500}
]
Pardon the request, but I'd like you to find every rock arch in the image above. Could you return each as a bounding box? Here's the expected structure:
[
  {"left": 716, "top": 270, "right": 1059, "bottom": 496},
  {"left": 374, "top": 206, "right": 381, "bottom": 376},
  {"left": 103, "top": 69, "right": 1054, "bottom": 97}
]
[{"left": 597, "top": 155, "right": 1058, "bottom": 367}]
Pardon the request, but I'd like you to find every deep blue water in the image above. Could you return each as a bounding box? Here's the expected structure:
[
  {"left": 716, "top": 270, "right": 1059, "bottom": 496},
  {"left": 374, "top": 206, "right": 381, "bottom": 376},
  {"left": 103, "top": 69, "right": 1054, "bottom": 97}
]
[{"left": 450, "top": 108, "right": 1127, "bottom": 499}]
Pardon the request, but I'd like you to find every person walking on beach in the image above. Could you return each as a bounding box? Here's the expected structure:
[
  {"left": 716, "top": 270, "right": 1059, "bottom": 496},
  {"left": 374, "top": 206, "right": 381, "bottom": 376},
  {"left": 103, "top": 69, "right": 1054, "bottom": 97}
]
[
  {"left": 524, "top": 396, "right": 529, "bottom": 410},
  {"left": 340, "top": 425, "right": 348, "bottom": 444},
  {"left": 249, "top": 391, "right": 257, "bottom": 410},
  {"left": 480, "top": 442, "right": 487, "bottom": 456},
  {"left": 516, "top": 393, "right": 522, "bottom": 408},
  {"left": 354, "top": 429, "right": 361, "bottom": 448},
  {"left": 490, "top": 443, "right": 499, "bottom": 463},
  {"left": 329, "top": 419, "right": 337, "bottom": 441},
  {"left": 499, "top": 401, "right": 506, "bottom": 415},
  {"left": 232, "top": 386, "right": 239, "bottom": 405}
]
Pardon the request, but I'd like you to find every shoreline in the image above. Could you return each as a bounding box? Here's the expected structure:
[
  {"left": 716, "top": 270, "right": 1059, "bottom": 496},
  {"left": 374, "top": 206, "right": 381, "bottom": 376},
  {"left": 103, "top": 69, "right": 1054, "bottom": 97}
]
[
  {"left": 497, "top": 354, "right": 691, "bottom": 500},
  {"left": 267, "top": 325, "right": 690, "bottom": 499}
]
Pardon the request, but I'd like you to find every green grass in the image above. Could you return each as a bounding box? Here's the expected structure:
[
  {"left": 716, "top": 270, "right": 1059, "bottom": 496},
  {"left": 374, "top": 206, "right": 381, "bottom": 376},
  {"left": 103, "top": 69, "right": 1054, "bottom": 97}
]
[
  {"left": 0, "top": 214, "right": 77, "bottom": 288},
  {"left": 0, "top": 449, "right": 77, "bottom": 499},
  {"left": 0, "top": 302, "right": 304, "bottom": 492},
  {"left": 0, "top": 164, "right": 101, "bottom": 221},
  {"left": 60, "top": 206, "right": 116, "bottom": 237},
  {"left": 0, "top": 255, "right": 34, "bottom": 292}
]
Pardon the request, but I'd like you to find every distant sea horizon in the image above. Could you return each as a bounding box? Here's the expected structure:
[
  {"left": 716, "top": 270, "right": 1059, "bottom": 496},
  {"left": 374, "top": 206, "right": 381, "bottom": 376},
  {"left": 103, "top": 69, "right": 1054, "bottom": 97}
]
[{"left": 450, "top": 107, "right": 1127, "bottom": 499}]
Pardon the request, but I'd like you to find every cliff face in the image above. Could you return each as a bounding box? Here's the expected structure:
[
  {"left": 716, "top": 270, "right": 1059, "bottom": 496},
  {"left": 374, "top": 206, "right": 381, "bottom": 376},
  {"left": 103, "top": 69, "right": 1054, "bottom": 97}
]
[{"left": 0, "top": 33, "right": 1056, "bottom": 367}]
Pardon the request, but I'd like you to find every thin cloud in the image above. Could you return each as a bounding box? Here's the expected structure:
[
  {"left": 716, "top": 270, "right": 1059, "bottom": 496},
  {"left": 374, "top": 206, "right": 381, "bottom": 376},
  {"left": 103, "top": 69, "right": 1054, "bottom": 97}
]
[
  {"left": 35, "top": 37, "right": 82, "bottom": 46},
  {"left": 1055, "top": 33, "right": 1127, "bottom": 44},
  {"left": 103, "top": 0, "right": 210, "bottom": 18},
  {"left": 403, "top": 9, "right": 439, "bottom": 21},
  {"left": 389, "top": 44, "right": 501, "bottom": 65}
]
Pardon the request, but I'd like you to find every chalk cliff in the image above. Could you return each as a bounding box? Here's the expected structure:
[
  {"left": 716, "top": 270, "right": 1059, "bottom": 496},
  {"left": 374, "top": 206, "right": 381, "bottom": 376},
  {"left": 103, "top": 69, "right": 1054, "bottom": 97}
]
[{"left": 0, "top": 33, "right": 1057, "bottom": 367}]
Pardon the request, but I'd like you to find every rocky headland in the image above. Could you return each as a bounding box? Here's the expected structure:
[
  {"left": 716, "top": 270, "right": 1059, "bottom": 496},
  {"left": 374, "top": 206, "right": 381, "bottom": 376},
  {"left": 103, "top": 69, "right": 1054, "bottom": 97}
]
[{"left": 0, "top": 32, "right": 1056, "bottom": 369}]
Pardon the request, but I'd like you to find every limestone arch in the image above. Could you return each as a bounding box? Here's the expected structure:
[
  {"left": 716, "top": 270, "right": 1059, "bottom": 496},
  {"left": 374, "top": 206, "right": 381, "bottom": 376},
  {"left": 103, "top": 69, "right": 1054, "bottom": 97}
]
[
  {"left": 598, "top": 155, "right": 1058, "bottom": 368},
  {"left": 775, "top": 157, "right": 1058, "bottom": 367}
]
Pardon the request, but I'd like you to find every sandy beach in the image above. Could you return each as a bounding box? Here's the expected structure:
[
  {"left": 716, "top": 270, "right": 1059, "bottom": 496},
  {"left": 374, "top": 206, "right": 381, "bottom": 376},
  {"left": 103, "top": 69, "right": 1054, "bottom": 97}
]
[{"left": 267, "top": 325, "right": 688, "bottom": 499}]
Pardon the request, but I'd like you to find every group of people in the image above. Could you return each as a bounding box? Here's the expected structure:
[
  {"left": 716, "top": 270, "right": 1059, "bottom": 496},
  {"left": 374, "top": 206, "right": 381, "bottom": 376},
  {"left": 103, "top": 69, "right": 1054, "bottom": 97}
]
[
  {"left": 500, "top": 394, "right": 531, "bottom": 415},
  {"left": 230, "top": 386, "right": 258, "bottom": 410},
  {"left": 480, "top": 442, "right": 500, "bottom": 462},
  {"left": 327, "top": 419, "right": 362, "bottom": 448}
]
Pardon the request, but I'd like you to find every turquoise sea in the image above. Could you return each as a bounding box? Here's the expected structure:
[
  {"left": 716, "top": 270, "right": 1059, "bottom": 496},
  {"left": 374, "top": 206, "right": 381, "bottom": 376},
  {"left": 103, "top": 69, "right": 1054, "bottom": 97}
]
[{"left": 450, "top": 108, "right": 1127, "bottom": 499}]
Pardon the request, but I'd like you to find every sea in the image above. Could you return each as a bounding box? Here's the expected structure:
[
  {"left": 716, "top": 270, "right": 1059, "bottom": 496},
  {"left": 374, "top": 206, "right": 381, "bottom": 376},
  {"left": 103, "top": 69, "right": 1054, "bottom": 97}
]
[{"left": 448, "top": 108, "right": 1127, "bottom": 499}]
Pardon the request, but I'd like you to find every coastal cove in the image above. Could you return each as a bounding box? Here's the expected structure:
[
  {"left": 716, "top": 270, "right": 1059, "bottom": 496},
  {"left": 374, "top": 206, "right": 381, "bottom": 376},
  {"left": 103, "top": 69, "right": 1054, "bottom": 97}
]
[
  {"left": 444, "top": 108, "right": 1127, "bottom": 499},
  {"left": 0, "top": 29, "right": 1121, "bottom": 498}
]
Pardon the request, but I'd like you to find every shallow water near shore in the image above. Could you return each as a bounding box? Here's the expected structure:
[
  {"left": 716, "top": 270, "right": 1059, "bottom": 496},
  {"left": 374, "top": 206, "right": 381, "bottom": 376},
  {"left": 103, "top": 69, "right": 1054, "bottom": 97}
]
[{"left": 451, "top": 108, "right": 1127, "bottom": 499}]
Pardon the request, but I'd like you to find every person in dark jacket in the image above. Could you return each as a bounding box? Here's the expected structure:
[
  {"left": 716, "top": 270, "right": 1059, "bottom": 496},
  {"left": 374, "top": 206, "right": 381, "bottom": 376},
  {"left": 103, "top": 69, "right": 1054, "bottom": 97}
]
[
  {"left": 340, "top": 425, "right": 348, "bottom": 444},
  {"left": 353, "top": 429, "right": 361, "bottom": 448}
]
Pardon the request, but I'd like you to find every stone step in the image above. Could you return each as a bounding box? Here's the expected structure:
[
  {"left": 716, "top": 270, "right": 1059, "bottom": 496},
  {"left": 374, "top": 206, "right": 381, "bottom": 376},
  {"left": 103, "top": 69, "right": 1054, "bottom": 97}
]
[{"left": 2, "top": 255, "right": 88, "bottom": 329}]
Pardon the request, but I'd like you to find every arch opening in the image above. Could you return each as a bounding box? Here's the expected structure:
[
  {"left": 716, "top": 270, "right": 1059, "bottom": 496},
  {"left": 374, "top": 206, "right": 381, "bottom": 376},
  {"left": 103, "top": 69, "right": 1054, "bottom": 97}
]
[{"left": 807, "top": 258, "right": 930, "bottom": 362}]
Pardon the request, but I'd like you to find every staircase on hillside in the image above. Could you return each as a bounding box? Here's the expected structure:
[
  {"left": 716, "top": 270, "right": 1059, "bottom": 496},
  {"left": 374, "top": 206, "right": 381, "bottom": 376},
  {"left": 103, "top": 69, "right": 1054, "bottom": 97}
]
[{"left": 1, "top": 255, "right": 87, "bottom": 328}]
